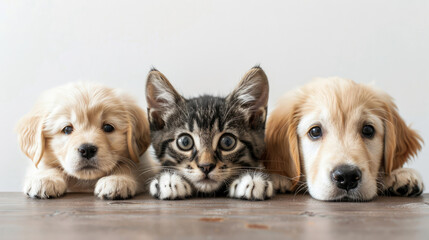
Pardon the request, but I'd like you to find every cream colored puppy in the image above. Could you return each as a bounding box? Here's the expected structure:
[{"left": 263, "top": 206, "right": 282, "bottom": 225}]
[
  {"left": 264, "top": 78, "right": 423, "bottom": 201},
  {"left": 17, "top": 83, "right": 154, "bottom": 200}
]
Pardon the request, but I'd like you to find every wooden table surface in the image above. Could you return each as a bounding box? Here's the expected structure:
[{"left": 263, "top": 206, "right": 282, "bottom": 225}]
[{"left": 0, "top": 193, "right": 428, "bottom": 240}]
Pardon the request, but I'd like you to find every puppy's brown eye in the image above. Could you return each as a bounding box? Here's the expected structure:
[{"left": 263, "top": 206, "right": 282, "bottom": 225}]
[
  {"left": 308, "top": 126, "right": 322, "bottom": 139},
  {"left": 62, "top": 126, "right": 73, "bottom": 135},
  {"left": 103, "top": 124, "right": 115, "bottom": 133},
  {"left": 218, "top": 134, "right": 237, "bottom": 151},
  {"left": 362, "top": 125, "right": 375, "bottom": 138}
]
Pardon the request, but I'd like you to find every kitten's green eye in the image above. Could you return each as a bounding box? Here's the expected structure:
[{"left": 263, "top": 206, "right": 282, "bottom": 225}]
[
  {"left": 219, "top": 134, "right": 237, "bottom": 151},
  {"left": 177, "top": 134, "right": 194, "bottom": 151}
]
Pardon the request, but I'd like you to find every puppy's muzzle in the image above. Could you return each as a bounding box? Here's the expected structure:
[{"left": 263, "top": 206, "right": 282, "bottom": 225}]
[
  {"left": 331, "top": 165, "right": 362, "bottom": 191},
  {"left": 78, "top": 143, "right": 98, "bottom": 159}
]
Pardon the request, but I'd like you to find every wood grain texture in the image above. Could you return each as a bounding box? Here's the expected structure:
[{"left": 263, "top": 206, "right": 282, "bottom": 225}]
[{"left": 0, "top": 193, "right": 428, "bottom": 240}]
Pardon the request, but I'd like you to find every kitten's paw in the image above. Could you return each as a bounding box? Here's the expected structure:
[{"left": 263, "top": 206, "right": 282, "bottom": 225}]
[
  {"left": 229, "top": 172, "right": 273, "bottom": 200},
  {"left": 94, "top": 175, "right": 137, "bottom": 200},
  {"left": 149, "top": 172, "right": 192, "bottom": 200},
  {"left": 384, "top": 168, "right": 424, "bottom": 197},
  {"left": 24, "top": 175, "right": 67, "bottom": 199},
  {"left": 271, "top": 173, "right": 293, "bottom": 193}
]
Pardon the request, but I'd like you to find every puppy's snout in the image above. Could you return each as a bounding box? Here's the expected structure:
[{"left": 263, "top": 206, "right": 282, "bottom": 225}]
[
  {"left": 78, "top": 144, "right": 98, "bottom": 159},
  {"left": 331, "top": 165, "right": 362, "bottom": 191}
]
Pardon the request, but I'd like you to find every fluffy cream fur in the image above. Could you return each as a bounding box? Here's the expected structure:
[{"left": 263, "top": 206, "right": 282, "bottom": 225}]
[
  {"left": 17, "top": 82, "right": 155, "bottom": 200},
  {"left": 264, "top": 78, "right": 423, "bottom": 201}
]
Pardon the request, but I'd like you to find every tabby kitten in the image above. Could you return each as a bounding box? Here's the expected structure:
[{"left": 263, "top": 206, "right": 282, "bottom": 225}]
[{"left": 146, "top": 67, "right": 273, "bottom": 200}]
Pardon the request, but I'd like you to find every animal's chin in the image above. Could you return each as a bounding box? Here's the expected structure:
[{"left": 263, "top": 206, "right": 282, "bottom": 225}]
[
  {"left": 79, "top": 165, "right": 98, "bottom": 171},
  {"left": 311, "top": 188, "right": 375, "bottom": 202},
  {"left": 194, "top": 179, "right": 222, "bottom": 193},
  {"left": 325, "top": 193, "right": 375, "bottom": 202},
  {"left": 66, "top": 166, "right": 105, "bottom": 180}
]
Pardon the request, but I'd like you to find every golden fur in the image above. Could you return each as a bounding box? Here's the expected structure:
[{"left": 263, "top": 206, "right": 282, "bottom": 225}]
[
  {"left": 264, "top": 78, "right": 423, "bottom": 201},
  {"left": 17, "top": 82, "right": 153, "bottom": 199}
]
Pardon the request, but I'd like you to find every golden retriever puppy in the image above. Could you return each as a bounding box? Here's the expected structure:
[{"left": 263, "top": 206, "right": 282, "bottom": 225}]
[
  {"left": 17, "top": 83, "right": 153, "bottom": 200},
  {"left": 264, "top": 78, "right": 423, "bottom": 201}
]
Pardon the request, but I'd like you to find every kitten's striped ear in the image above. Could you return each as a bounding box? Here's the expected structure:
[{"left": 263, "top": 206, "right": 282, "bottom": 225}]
[
  {"left": 146, "top": 69, "right": 183, "bottom": 130},
  {"left": 227, "top": 66, "right": 269, "bottom": 128}
]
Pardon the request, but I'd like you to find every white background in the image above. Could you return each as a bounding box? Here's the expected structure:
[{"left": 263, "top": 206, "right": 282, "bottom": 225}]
[{"left": 0, "top": 1, "right": 428, "bottom": 192}]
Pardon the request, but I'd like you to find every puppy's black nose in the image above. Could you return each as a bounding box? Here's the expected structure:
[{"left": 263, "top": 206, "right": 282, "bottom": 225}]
[
  {"left": 331, "top": 165, "right": 362, "bottom": 191},
  {"left": 198, "top": 163, "right": 216, "bottom": 175},
  {"left": 78, "top": 144, "right": 98, "bottom": 159}
]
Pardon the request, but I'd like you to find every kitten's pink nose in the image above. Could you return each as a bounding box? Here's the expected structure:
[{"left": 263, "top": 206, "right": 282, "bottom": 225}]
[{"left": 198, "top": 163, "right": 215, "bottom": 175}]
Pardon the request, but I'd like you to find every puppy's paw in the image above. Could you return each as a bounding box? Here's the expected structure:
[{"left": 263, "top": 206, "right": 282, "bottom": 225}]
[
  {"left": 149, "top": 172, "right": 192, "bottom": 200},
  {"left": 271, "top": 173, "right": 293, "bottom": 193},
  {"left": 229, "top": 172, "right": 273, "bottom": 201},
  {"left": 24, "top": 175, "right": 67, "bottom": 199},
  {"left": 384, "top": 168, "right": 424, "bottom": 197},
  {"left": 94, "top": 175, "right": 137, "bottom": 200}
]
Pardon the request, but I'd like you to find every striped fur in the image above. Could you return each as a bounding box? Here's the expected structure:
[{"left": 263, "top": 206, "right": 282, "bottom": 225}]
[{"left": 146, "top": 67, "right": 272, "bottom": 199}]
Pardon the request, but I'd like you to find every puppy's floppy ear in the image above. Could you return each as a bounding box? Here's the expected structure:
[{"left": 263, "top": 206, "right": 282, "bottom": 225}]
[
  {"left": 16, "top": 113, "right": 45, "bottom": 167},
  {"left": 263, "top": 92, "right": 302, "bottom": 190},
  {"left": 146, "top": 69, "right": 184, "bottom": 130},
  {"left": 227, "top": 66, "right": 269, "bottom": 128},
  {"left": 382, "top": 97, "right": 423, "bottom": 174},
  {"left": 126, "top": 103, "right": 151, "bottom": 163}
]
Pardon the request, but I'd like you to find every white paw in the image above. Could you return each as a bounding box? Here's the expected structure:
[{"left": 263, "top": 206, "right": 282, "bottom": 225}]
[
  {"left": 271, "top": 173, "right": 293, "bottom": 193},
  {"left": 229, "top": 172, "right": 273, "bottom": 200},
  {"left": 384, "top": 168, "right": 424, "bottom": 197},
  {"left": 149, "top": 172, "right": 192, "bottom": 200},
  {"left": 94, "top": 175, "right": 137, "bottom": 200},
  {"left": 24, "top": 175, "right": 67, "bottom": 199}
]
